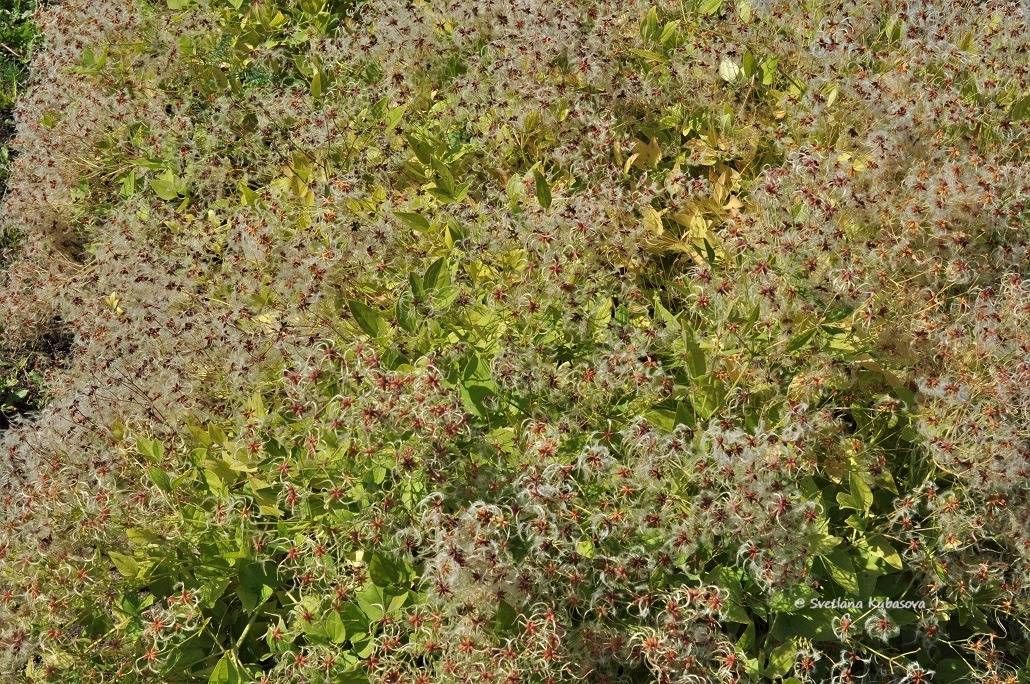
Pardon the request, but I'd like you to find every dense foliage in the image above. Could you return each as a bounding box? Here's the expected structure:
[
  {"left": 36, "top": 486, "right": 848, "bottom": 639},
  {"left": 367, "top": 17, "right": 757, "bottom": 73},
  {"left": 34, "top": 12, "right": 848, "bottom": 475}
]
[
  {"left": 0, "top": 0, "right": 1028, "bottom": 682},
  {"left": 0, "top": 0, "right": 36, "bottom": 123},
  {"left": 0, "top": 0, "right": 41, "bottom": 426}
]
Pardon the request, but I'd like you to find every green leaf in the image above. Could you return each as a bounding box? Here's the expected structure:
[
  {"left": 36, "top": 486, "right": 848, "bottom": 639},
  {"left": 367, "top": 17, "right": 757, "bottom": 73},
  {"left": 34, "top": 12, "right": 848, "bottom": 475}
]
[
  {"left": 369, "top": 97, "right": 389, "bottom": 119},
  {"left": 427, "top": 182, "right": 456, "bottom": 203},
  {"left": 702, "top": 237, "right": 717, "bottom": 263},
  {"left": 334, "top": 669, "right": 370, "bottom": 684},
  {"left": 1008, "top": 94, "right": 1030, "bottom": 121},
  {"left": 322, "top": 610, "right": 347, "bottom": 644},
  {"left": 209, "top": 655, "right": 243, "bottom": 684},
  {"left": 126, "top": 527, "right": 164, "bottom": 546},
  {"left": 836, "top": 471, "right": 873, "bottom": 513},
  {"left": 786, "top": 328, "right": 817, "bottom": 353},
  {"left": 201, "top": 457, "right": 238, "bottom": 487},
  {"left": 736, "top": 621, "right": 756, "bottom": 651},
  {"left": 821, "top": 548, "right": 859, "bottom": 594},
  {"left": 150, "top": 171, "right": 184, "bottom": 201},
  {"left": 462, "top": 383, "right": 495, "bottom": 418},
  {"left": 385, "top": 104, "right": 407, "bottom": 129},
  {"left": 238, "top": 180, "right": 258, "bottom": 206},
  {"left": 432, "top": 158, "right": 455, "bottom": 197},
  {"left": 147, "top": 465, "right": 172, "bottom": 493},
  {"left": 674, "top": 400, "right": 695, "bottom": 428},
  {"left": 423, "top": 257, "right": 447, "bottom": 292},
  {"left": 201, "top": 576, "right": 232, "bottom": 608},
  {"left": 576, "top": 538, "right": 595, "bottom": 558},
  {"left": 888, "top": 608, "right": 918, "bottom": 626},
  {"left": 532, "top": 168, "right": 551, "bottom": 209},
  {"left": 405, "top": 134, "right": 433, "bottom": 165},
  {"left": 742, "top": 51, "right": 758, "bottom": 79},
  {"left": 652, "top": 297, "right": 678, "bottom": 327},
  {"left": 505, "top": 173, "right": 526, "bottom": 203},
  {"left": 706, "top": 566, "right": 750, "bottom": 623},
  {"left": 353, "top": 633, "right": 375, "bottom": 657},
  {"left": 639, "top": 6, "right": 659, "bottom": 41},
  {"left": 769, "top": 583, "right": 818, "bottom": 613},
  {"left": 109, "top": 551, "right": 139, "bottom": 579},
  {"left": 766, "top": 640, "right": 797, "bottom": 678},
  {"left": 348, "top": 300, "right": 388, "bottom": 339},
  {"left": 659, "top": 20, "right": 680, "bottom": 46},
  {"left": 339, "top": 603, "right": 370, "bottom": 633},
  {"left": 396, "top": 295, "right": 419, "bottom": 333},
  {"left": 836, "top": 491, "right": 856, "bottom": 510},
  {"left": 356, "top": 584, "right": 385, "bottom": 621},
  {"left": 451, "top": 182, "right": 469, "bottom": 203},
  {"left": 850, "top": 472, "right": 873, "bottom": 512},
  {"left": 445, "top": 222, "right": 466, "bottom": 248},
  {"left": 119, "top": 590, "right": 155, "bottom": 617},
  {"left": 119, "top": 170, "right": 137, "bottom": 198},
  {"left": 404, "top": 275, "right": 424, "bottom": 310},
  {"left": 493, "top": 599, "right": 518, "bottom": 632},
  {"left": 460, "top": 351, "right": 491, "bottom": 383},
  {"left": 683, "top": 330, "right": 706, "bottom": 379},
  {"left": 696, "top": 0, "right": 723, "bottom": 15},
  {"left": 394, "top": 212, "right": 430, "bottom": 232},
  {"left": 934, "top": 658, "right": 972, "bottom": 684},
  {"left": 844, "top": 512, "right": 866, "bottom": 531},
  {"left": 744, "top": 654, "right": 762, "bottom": 679},
  {"left": 736, "top": 0, "right": 752, "bottom": 22},
  {"left": 806, "top": 530, "right": 842, "bottom": 555},
  {"left": 691, "top": 376, "right": 723, "bottom": 422},
  {"left": 958, "top": 603, "right": 988, "bottom": 629},
  {"left": 237, "top": 559, "right": 276, "bottom": 613},
  {"left": 368, "top": 552, "right": 402, "bottom": 587},
  {"left": 864, "top": 534, "right": 903, "bottom": 570},
  {"left": 387, "top": 590, "right": 409, "bottom": 615},
  {"left": 770, "top": 609, "right": 836, "bottom": 641},
  {"left": 760, "top": 56, "right": 779, "bottom": 86}
]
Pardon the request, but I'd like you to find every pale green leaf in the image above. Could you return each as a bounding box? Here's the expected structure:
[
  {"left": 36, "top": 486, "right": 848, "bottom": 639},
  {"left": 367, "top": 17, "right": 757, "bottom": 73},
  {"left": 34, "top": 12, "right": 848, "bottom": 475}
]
[{"left": 719, "top": 58, "right": 741, "bottom": 82}]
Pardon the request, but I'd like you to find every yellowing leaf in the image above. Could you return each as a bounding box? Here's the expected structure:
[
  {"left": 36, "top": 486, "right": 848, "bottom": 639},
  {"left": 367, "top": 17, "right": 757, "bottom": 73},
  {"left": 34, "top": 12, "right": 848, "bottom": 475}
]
[
  {"left": 622, "top": 153, "right": 640, "bottom": 175},
  {"left": 672, "top": 208, "right": 710, "bottom": 240},
  {"left": 824, "top": 83, "right": 840, "bottom": 108},
  {"left": 642, "top": 205, "right": 665, "bottom": 235},
  {"left": 684, "top": 138, "right": 719, "bottom": 166},
  {"left": 629, "top": 137, "right": 662, "bottom": 169}
]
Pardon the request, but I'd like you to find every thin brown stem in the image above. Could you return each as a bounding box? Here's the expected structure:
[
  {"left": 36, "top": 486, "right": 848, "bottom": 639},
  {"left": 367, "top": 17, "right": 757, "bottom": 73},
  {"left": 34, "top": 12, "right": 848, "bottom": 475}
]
[{"left": 0, "top": 42, "right": 23, "bottom": 59}]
